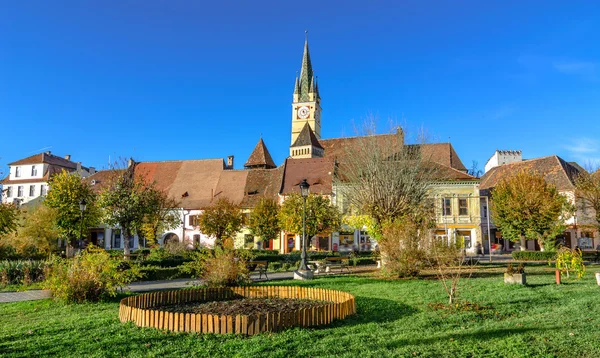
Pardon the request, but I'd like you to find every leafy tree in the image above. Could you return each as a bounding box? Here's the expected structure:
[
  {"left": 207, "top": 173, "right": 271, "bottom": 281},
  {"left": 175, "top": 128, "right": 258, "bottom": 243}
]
[
  {"left": 490, "top": 170, "right": 574, "bottom": 251},
  {"left": 197, "top": 198, "right": 244, "bottom": 248},
  {"left": 0, "top": 203, "right": 19, "bottom": 239},
  {"left": 278, "top": 193, "right": 341, "bottom": 240},
  {"left": 138, "top": 187, "right": 180, "bottom": 247},
  {"left": 248, "top": 198, "right": 280, "bottom": 246},
  {"left": 575, "top": 167, "right": 600, "bottom": 230},
  {"left": 99, "top": 162, "right": 153, "bottom": 256},
  {"left": 4, "top": 204, "right": 60, "bottom": 257},
  {"left": 44, "top": 170, "right": 101, "bottom": 256}
]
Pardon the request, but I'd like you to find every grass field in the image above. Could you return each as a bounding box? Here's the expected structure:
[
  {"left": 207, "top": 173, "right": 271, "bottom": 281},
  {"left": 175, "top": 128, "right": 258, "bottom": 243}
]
[{"left": 1, "top": 264, "right": 599, "bottom": 357}]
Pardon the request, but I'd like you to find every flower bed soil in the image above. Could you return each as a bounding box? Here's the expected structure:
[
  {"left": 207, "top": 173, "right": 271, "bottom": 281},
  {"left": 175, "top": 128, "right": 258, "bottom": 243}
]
[{"left": 159, "top": 298, "right": 332, "bottom": 316}]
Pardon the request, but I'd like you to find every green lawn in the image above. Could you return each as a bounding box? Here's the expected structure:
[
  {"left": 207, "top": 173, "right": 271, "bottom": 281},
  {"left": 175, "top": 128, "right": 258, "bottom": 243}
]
[{"left": 1, "top": 265, "right": 599, "bottom": 357}]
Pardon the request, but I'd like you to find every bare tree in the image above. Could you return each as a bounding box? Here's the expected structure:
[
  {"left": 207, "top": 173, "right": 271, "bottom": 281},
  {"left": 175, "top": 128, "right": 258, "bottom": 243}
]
[
  {"left": 335, "top": 119, "right": 439, "bottom": 275},
  {"left": 431, "top": 240, "right": 474, "bottom": 304}
]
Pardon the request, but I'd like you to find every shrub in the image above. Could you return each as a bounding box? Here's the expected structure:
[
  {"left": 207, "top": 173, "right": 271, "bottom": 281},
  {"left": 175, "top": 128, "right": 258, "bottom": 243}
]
[
  {"left": 512, "top": 251, "right": 557, "bottom": 261},
  {"left": 181, "top": 247, "right": 251, "bottom": 287},
  {"left": 380, "top": 220, "right": 427, "bottom": 277},
  {"left": 44, "top": 248, "right": 141, "bottom": 303},
  {"left": 0, "top": 260, "right": 47, "bottom": 286},
  {"left": 140, "top": 266, "right": 187, "bottom": 281}
]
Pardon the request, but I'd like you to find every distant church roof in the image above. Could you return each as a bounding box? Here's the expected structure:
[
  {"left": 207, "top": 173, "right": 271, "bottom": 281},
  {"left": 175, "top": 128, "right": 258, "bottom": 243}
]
[
  {"left": 244, "top": 138, "right": 277, "bottom": 169},
  {"left": 291, "top": 122, "right": 323, "bottom": 149}
]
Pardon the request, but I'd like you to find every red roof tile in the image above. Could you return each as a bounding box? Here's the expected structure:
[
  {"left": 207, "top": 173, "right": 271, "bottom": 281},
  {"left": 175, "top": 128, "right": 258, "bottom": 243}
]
[{"left": 280, "top": 157, "right": 335, "bottom": 195}]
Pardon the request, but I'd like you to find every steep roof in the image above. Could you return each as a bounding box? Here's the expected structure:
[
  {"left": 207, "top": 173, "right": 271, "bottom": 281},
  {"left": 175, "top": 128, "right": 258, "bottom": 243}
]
[
  {"left": 319, "top": 134, "right": 468, "bottom": 172},
  {"left": 298, "top": 37, "right": 315, "bottom": 102},
  {"left": 291, "top": 122, "right": 323, "bottom": 149},
  {"left": 135, "top": 159, "right": 225, "bottom": 209},
  {"left": 244, "top": 138, "right": 277, "bottom": 169},
  {"left": 480, "top": 155, "right": 582, "bottom": 191},
  {"left": 280, "top": 157, "right": 335, "bottom": 195},
  {"left": 213, "top": 170, "right": 249, "bottom": 204},
  {"left": 241, "top": 166, "right": 285, "bottom": 208}
]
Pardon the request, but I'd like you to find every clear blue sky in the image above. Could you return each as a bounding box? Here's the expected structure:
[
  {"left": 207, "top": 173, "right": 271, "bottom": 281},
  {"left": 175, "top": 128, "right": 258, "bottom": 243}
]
[{"left": 1, "top": 1, "right": 599, "bottom": 173}]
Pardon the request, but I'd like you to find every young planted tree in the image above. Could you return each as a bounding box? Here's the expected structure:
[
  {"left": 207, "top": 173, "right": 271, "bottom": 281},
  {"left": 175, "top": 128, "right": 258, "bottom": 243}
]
[
  {"left": 248, "top": 198, "right": 280, "bottom": 247},
  {"left": 197, "top": 198, "right": 244, "bottom": 248},
  {"left": 576, "top": 167, "right": 600, "bottom": 230},
  {"left": 100, "top": 162, "right": 153, "bottom": 256},
  {"left": 44, "top": 170, "right": 101, "bottom": 256},
  {"left": 139, "top": 187, "right": 180, "bottom": 247},
  {"left": 490, "top": 170, "right": 574, "bottom": 251},
  {"left": 278, "top": 193, "right": 341, "bottom": 242}
]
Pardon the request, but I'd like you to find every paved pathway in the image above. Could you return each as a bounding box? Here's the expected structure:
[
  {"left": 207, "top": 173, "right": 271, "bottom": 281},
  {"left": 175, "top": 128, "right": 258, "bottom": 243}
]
[
  {"left": 0, "top": 265, "right": 378, "bottom": 303},
  {"left": 0, "top": 289, "right": 51, "bottom": 303}
]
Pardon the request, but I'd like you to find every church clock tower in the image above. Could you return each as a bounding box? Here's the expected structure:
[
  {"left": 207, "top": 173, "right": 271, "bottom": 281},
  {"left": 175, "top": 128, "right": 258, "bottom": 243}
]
[{"left": 291, "top": 34, "right": 321, "bottom": 145}]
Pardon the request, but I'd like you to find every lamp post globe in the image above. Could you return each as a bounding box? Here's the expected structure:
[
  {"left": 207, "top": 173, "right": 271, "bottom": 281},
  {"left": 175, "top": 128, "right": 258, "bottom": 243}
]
[{"left": 295, "top": 179, "right": 314, "bottom": 280}]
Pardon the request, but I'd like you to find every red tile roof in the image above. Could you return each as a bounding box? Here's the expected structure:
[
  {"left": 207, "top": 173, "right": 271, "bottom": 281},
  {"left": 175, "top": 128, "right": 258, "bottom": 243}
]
[
  {"left": 244, "top": 138, "right": 277, "bottom": 169},
  {"left": 241, "top": 166, "right": 285, "bottom": 208},
  {"left": 280, "top": 157, "right": 335, "bottom": 195},
  {"left": 320, "top": 134, "right": 468, "bottom": 172},
  {"left": 480, "top": 155, "right": 582, "bottom": 191}
]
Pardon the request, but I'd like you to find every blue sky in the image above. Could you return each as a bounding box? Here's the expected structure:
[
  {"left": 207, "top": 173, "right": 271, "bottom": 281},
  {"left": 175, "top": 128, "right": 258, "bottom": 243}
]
[{"left": 1, "top": 1, "right": 599, "bottom": 174}]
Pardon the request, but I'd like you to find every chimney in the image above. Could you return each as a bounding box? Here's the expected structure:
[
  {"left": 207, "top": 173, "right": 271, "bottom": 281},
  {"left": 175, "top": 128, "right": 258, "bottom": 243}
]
[
  {"left": 65, "top": 154, "right": 71, "bottom": 161},
  {"left": 45, "top": 151, "right": 51, "bottom": 155},
  {"left": 396, "top": 127, "right": 405, "bottom": 146},
  {"left": 227, "top": 155, "right": 234, "bottom": 169},
  {"left": 77, "top": 162, "right": 82, "bottom": 172}
]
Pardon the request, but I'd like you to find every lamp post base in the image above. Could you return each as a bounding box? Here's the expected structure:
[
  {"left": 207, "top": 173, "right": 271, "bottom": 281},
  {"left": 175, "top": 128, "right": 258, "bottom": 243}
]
[{"left": 294, "top": 269, "right": 314, "bottom": 280}]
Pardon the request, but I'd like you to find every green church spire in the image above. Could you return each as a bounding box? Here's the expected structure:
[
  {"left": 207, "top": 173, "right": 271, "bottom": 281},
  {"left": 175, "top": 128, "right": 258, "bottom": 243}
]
[{"left": 298, "top": 31, "right": 314, "bottom": 102}]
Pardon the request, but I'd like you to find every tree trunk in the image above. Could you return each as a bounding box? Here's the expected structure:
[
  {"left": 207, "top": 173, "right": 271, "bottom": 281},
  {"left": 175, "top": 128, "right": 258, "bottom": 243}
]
[
  {"left": 520, "top": 236, "right": 527, "bottom": 251},
  {"left": 123, "top": 226, "right": 131, "bottom": 257}
]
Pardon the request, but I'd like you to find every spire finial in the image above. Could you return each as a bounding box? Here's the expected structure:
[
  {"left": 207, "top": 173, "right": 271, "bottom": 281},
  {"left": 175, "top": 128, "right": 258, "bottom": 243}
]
[{"left": 305, "top": 30, "right": 308, "bottom": 41}]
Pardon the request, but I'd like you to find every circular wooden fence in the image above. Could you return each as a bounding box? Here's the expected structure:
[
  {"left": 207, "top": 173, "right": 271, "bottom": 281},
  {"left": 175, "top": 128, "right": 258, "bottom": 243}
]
[{"left": 119, "top": 286, "right": 356, "bottom": 335}]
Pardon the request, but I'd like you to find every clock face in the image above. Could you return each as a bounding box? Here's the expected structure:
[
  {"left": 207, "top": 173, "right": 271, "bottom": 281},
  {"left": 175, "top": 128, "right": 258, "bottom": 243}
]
[{"left": 297, "top": 106, "right": 310, "bottom": 119}]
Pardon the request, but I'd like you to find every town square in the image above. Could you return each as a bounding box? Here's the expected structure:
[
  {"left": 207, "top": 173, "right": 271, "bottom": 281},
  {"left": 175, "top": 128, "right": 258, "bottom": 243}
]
[{"left": 1, "top": 2, "right": 600, "bottom": 357}]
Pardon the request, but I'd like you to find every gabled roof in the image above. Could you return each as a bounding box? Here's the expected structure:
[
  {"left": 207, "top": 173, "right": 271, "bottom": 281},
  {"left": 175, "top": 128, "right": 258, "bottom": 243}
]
[
  {"left": 241, "top": 166, "right": 285, "bottom": 208},
  {"left": 319, "top": 134, "right": 468, "bottom": 172},
  {"left": 291, "top": 122, "right": 323, "bottom": 149},
  {"left": 244, "top": 138, "right": 276, "bottom": 169},
  {"left": 9, "top": 152, "right": 79, "bottom": 169},
  {"left": 480, "top": 155, "right": 582, "bottom": 191},
  {"left": 280, "top": 157, "right": 335, "bottom": 195},
  {"left": 135, "top": 159, "right": 225, "bottom": 209}
]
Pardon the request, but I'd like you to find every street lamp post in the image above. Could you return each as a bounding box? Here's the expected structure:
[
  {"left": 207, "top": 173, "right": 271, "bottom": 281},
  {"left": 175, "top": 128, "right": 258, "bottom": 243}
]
[
  {"left": 79, "top": 198, "right": 87, "bottom": 252},
  {"left": 294, "top": 179, "right": 313, "bottom": 280}
]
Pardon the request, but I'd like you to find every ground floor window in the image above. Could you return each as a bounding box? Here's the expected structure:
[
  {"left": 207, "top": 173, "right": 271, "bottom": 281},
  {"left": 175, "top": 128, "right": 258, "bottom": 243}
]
[
  {"left": 113, "top": 230, "right": 121, "bottom": 248},
  {"left": 578, "top": 232, "right": 593, "bottom": 249},
  {"left": 457, "top": 230, "right": 472, "bottom": 249},
  {"left": 286, "top": 235, "right": 295, "bottom": 252}
]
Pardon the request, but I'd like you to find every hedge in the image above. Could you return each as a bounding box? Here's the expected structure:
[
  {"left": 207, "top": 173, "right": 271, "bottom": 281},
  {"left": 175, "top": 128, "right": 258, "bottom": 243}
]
[
  {"left": 140, "top": 266, "right": 190, "bottom": 281},
  {"left": 512, "top": 251, "right": 557, "bottom": 261}
]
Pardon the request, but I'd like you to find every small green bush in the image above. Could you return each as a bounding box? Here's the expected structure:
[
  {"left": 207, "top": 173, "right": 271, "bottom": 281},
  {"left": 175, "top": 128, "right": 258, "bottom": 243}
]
[
  {"left": 512, "top": 251, "right": 557, "bottom": 261},
  {"left": 44, "top": 249, "right": 141, "bottom": 303}
]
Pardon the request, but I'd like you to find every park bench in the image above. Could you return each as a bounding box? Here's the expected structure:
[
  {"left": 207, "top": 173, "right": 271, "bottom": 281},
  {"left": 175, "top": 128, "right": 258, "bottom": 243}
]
[
  {"left": 247, "top": 260, "right": 269, "bottom": 280},
  {"left": 311, "top": 257, "right": 351, "bottom": 274}
]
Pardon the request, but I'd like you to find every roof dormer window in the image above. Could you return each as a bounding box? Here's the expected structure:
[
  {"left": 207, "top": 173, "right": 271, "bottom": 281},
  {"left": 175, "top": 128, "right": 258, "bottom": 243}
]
[
  {"left": 15, "top": 167, "right": 21, "bottom": 178},
  {"left": 31, "top": 165, "right": 38, "bottom": 176}
]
